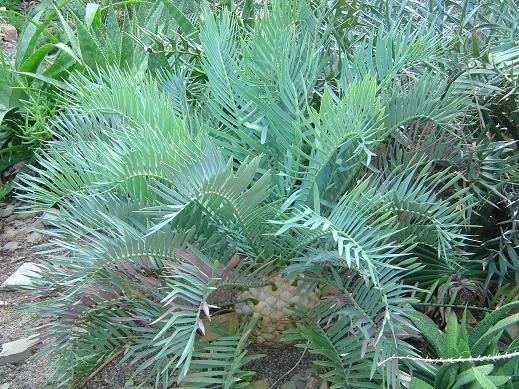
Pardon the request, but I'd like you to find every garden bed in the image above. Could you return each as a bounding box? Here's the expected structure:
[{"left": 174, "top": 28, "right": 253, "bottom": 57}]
[{"left": 1, "top": 1, "right": 518, "bottom": 388}]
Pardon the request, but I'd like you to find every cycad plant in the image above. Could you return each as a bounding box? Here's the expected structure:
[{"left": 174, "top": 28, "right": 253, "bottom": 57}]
[{"left": 16, "top": 0, "right": 518, "bottom": 388}]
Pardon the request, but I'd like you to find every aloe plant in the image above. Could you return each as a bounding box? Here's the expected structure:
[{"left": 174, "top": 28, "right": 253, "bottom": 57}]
[{"left": 407, "top": 303, "right": 519, "bottom": 388}]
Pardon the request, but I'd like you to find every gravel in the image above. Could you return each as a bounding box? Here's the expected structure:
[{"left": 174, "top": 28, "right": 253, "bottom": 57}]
[
  {"left": 248, "top": 344, "right": 319, "bottom": 388},
  {"left": 0, "top": 203, "right": 50, "bottom": 388}
]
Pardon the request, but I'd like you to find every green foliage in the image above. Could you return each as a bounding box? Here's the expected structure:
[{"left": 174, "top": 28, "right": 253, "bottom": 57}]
[
  {"left": 286, "top": 307, "right": 381, "bottom": 388},
  {"left": 179, "top": 319, "right": 264, "bottom": 388},
  {"left": 0, "top": 0, "right": 26, "bottom": 31},
  {"left": 0, "top": 181, "right": 13, "bottom": 200},
  {"left": 408, "top": 305, "right": 519, "bottom": 389},
  {"left": 0, "top": 0, "right": 164, "bottom": 196},
  {"left": 284, "top": 259, "right": 419, "bottom": 387},
  {"left": 11, "top": 0, "right": 519, "bottom": 388}
]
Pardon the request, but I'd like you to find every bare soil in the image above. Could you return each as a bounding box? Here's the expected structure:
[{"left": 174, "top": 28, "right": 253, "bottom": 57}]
[{"left": 0, "top": 203, "right": 50, "bottom": 389}]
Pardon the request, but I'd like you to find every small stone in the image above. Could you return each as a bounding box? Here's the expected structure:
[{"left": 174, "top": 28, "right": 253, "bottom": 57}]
[
  {"left": 282, "top": 375, "right": 305, "bottom": 389},
  {"left": 247, "top": 378, "right": 269, "bottom": 389},
  {"left": 1, "top": 382, "right": 10, "bottom": 389},
  {"left": 274, "top": 299, "right": 286, "bottom": 310},
  {"left": 304, "top": 377, "right": 321, "bottom": 389},
  {"left": 11, "top": 220, "right": 25, "bottom": 227},
  {"left": 0, "top": 204, "right": 15, "bottom": 218},
  {"left": 0, "top": 23, "right": 17, "bottom": 42},
  {"left": 2, "top": 241, "right": 19, "bottom": 251},
  {"left": 30, "top": 221, "right": 44, "bottom": 230},
  {"left": 2, "top": 228, "right": 17, "bottom": 240},
  {"left": 300, "top": 369, "right": 314, "bottom": 380},
  {"left": 16, "top": 211, "right": 34, "bottom": 220},
  {"left": 27, "top": 232, "right": 42, "bottom": 244},
  {"left": 1, "top": 262, "right": 42, "bottom": 290},
  {"left": 0, "top": 336, "right": 38, "bottom": 365},
  {"left": 15, "top": 226, "right": 28, "bottom": 237},
  {"left": 237, "top": 304, "right": 252, "bottom": 314},
  {"left": 319, "top": 381, "right": 328, "bottom": 389},
  {"left": 283, "top": 371, "right": 318, "bottom": 389},
  {"left": 265, "top": 295, "right": 277, "bottom": 306},
  {"left": 0, "top": 301, "right": 7, "bottom": 307}
]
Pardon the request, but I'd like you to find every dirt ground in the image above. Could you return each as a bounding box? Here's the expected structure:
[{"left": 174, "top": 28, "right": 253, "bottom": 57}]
[{"left": 0, "top": 203, "right": 50, "bottom": 389}]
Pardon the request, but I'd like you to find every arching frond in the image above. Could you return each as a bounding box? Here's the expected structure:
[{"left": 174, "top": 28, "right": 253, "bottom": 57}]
[
  {"left": 287, "top": 313, "right": 380, "bottom": 389},
  {"left": 63, "top": 68, "right": 188, "bottom": 134},
  {"left": 341, "top": 23, "right": 440, "bottom": 86},
  {"left": 284, "top": 258, "right": 419, "bottom": 388},
  {"left": 17, "top": 109, "right": 216, "bottom": 211},
  {"left": 375, "top": 161, "right": 474, "bottom": 261},
  {"left": 290, "top": 76, "right": 385, "bottom": 206},
  {"left": 383, "top": 72, "right": 470, "bottom": 132},
  {"left": 273, "top": 181, "right": 404, "bottom": 284},
  {"left": 179, "top": 319, "right": 263, "bottom": 388},
  {"left": 149, "top": 156, "right": 272, "bottom": 258}
]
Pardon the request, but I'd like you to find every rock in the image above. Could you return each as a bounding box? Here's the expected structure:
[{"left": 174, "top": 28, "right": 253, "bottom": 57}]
[
  {"left": 0, "top": 204, "right": 15, "bottom": 218},
  {"left": 304, "top": 377, "right": 321, "bottom": 389},
  {"left": 281, "top": 375, "right": 305, "bottom": 389},
  {"left": 17, "top": 211, "right": 35, "bottom": 220},
  {"left": 281, "top": 370, "right": 321, "bottom": 389},
  {"left": 1, "top": 262, "right": 42, "bottom": 290},
  {"left": 27, "top": 232, "right": 42, "bottom": 244},
  {"left": 248, "top": 379, "right": 269, "bottom": 389},
  {"left": 1, "top": 228, "right": 17, "bottom": 240},
  {"left": 319, "top": 382, "right": 328, "bottom": 389},
  {"left": 30, "top": 221, "right": 44, "bottom": 230},
  {"left": 11, "top": 220, "right": 25, "bottom": 228},
  {"left": 0, "top": 336, "right": 38, "bottom": 365},
  {"left": 299, "top": 369, "right": 314, "bottom": 380},
  {"left": 5, "top": 214, "right": 17, "bottom": 223},
  {"left": 295, "top": 379, "right": 307, "bottom": 389},
  {"left": 0, "top": 23, "right": 17, "bottom": 42},
  {"left": 2, "top": 241, "right": 19, "bottom": 251},
  {"left": 15, "top": 226, "right": 28, "bottom": 237},
  {"left": 1, "top": 383, "right": 10, "bottom": 389}
]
